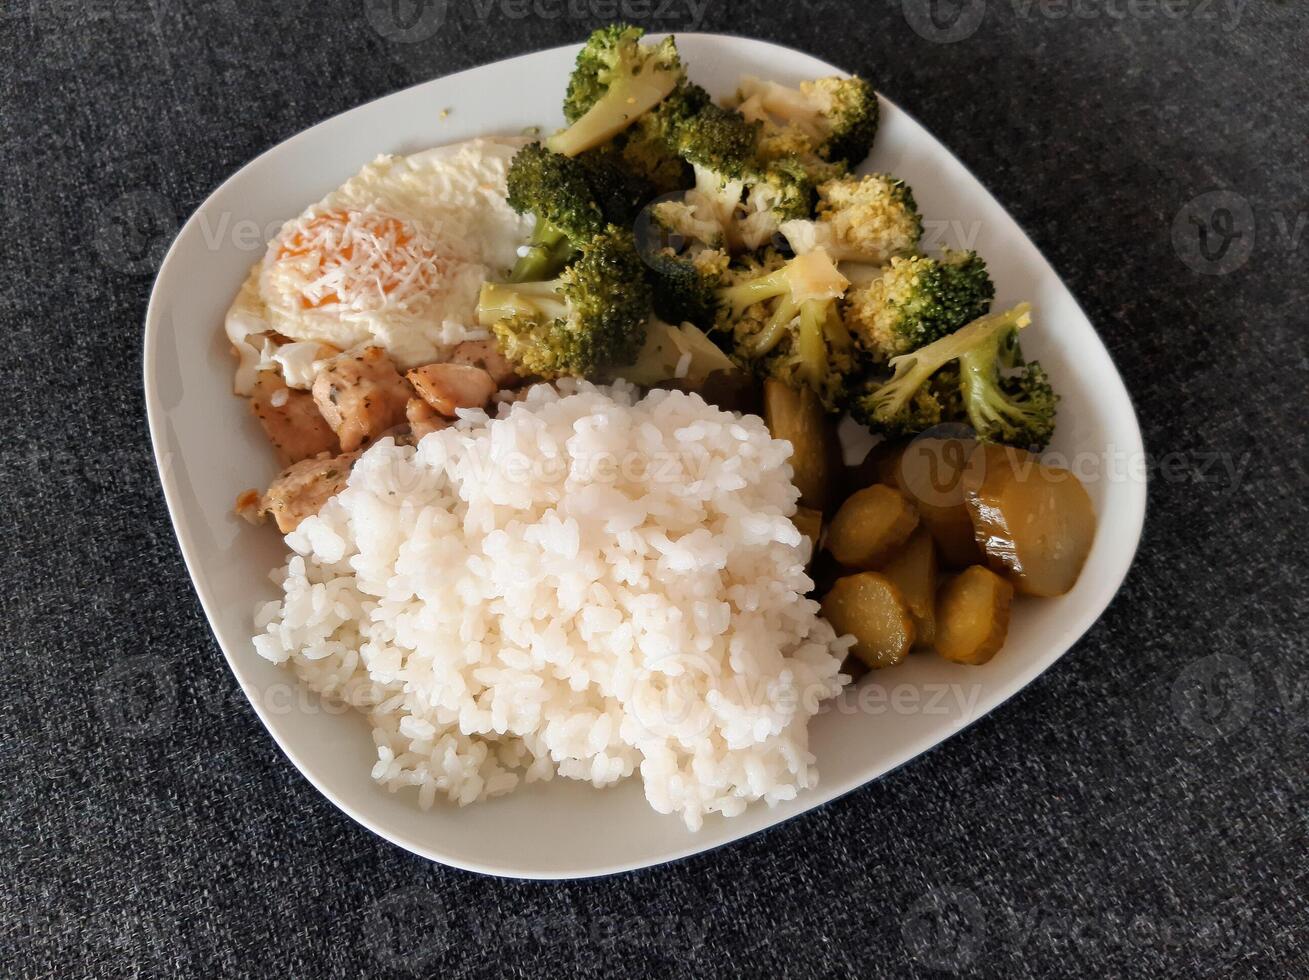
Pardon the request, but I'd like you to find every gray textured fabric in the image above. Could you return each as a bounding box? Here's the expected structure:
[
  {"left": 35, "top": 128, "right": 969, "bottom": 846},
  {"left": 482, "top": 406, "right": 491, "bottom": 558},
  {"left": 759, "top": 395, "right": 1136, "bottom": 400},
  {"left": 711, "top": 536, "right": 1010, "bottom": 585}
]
[{"left": 3, "top": 1, "right": 1306, "bottom": 976}]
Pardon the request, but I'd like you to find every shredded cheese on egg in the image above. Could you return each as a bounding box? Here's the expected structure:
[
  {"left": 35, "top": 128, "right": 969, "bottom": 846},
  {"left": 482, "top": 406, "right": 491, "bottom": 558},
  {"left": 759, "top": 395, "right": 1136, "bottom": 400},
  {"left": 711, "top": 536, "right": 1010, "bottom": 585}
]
[
  {"left": 223, "top": 138, "right": 537, "bottom": 393},
  {"left": 272, "top": 210, "right": 449, "bottom": 313}
]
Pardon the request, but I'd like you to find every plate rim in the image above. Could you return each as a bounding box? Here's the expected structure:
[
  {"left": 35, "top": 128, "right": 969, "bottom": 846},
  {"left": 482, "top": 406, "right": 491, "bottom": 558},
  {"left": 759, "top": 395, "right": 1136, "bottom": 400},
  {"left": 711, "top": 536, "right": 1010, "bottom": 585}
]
[{"left": 143, "top": 32, "right": 1147, "bottom": 880}]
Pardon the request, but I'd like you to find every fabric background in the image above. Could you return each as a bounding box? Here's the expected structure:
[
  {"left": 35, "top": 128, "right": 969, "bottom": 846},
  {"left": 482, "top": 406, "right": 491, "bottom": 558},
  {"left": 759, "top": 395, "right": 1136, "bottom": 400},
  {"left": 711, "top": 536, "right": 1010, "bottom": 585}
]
[{"left": 2, "top": 1, "right": 1305, "bottom": 976}]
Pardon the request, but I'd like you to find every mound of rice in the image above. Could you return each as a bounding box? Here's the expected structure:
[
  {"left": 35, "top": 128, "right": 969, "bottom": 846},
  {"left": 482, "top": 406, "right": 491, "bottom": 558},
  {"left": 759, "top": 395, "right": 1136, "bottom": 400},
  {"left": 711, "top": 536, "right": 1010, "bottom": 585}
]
[{"left": 252, "top": 380, "right": 851, "bottom": 829}]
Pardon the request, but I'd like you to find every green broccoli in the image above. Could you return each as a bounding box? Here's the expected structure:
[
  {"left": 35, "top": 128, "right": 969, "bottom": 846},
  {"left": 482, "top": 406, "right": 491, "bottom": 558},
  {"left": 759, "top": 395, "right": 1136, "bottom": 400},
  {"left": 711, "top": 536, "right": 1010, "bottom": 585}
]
[
  {"left": 549, "top": 26, "right": 685, "bottom": 158},
  {"left": 737, "top": 156, "right": 816, "bottom": 251},
  {"left": 716, "top": 248, "right": 854, "bottom": 409},
  {"left": 575, "top": 145, "right": 656, "bottom": 226},
  {"left": 958, "top": 327, "right": 1058, "bottom": 450},
  {"left": 780, "top": 173, "right": 922, "bottom": 264},
  {"left": 477, "top": 228, "right": 652, "bottom": 378},
  {"left": 843, "top": 251, "right": 994, "bottom": 363},
  {"left": 730, "top": 74, "right": 879, "bottom": 170},
  {"left": 648, "top": 103, "right": 757, "bottom": 250},
  {"left": 642, "top": 246, "right": 730, "bottom": 329},
  {"left": 651, "top": 103, "right": 813, "bottom": 254},
  {"left": 853, "top": 303, "right": 1033, "bottom": 437},
  {"left": 612, "top": 81, "right": 709, "bottom": 194},
  {"left": 504, "top": 142, "right": 606, "bottom": 282},
  {"left": 677, "top": 101, "right": 760, "bottom": 176}
]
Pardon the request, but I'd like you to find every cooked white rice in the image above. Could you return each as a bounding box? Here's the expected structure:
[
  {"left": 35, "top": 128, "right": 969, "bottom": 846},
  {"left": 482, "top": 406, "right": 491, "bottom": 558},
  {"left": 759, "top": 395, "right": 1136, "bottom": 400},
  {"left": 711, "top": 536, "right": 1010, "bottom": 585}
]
[{"left": 251, "top": 380, "right": 850, "bottom": 829}]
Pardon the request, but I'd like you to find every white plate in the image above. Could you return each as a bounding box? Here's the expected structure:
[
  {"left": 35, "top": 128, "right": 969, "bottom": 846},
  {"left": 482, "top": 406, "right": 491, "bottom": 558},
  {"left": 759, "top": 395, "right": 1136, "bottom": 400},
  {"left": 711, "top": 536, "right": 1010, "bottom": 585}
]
[{"left": 144, "top": 34, "right": 1146, "bottom": 879}]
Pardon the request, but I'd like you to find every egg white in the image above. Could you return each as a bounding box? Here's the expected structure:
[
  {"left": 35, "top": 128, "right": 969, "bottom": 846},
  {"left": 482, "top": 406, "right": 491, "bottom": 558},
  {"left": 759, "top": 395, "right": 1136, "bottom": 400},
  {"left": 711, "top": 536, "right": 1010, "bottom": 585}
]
[{"left": 226, "top": 136, "right": 533, "bottom": 393}]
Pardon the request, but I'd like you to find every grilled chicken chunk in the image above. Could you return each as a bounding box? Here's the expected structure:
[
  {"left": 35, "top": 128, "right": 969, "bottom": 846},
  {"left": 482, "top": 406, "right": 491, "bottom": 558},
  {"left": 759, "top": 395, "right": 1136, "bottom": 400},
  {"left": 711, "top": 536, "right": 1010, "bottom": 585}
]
[
  {"left": 258, "top": 451, "right": 360, "bottom": 533},
  {"left": 449, "top": 340, "right": 520, "bottom": 388},
  {"left": 406, "top": 398, "right": 452, "bottom": 441},
  {"left": 406, "top": 362, "right": 497, "bottom": 417},
  {"left": 250, "top": 370, "right": 339, "bottom": 464},
  {"left": 312, "top": 347, "right": 411, "bottom": 452}
]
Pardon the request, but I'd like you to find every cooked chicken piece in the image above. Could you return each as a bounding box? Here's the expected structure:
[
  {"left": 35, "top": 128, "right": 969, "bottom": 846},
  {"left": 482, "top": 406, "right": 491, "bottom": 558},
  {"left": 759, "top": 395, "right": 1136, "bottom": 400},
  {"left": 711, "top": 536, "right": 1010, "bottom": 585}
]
[
  {"left": 449, "top": 340, "right": 520, "bottom": 388},
  {"left": 259, "top": 451, "right": 360, "bottom": 533},
  {"left": 406, "top": 398, "right": 452, "bottom": 441},
  {"left": 250, "top": 370, "right": 338, "bottom": 464},
  {"left": 312, "top": 347, "right": 411, "bottom": 452},
  {"left": 406, "top": 363, "right": 497, "bottom": 417},
  {"left": 234, "top": 489, "right": 263, "bottom": 524}
]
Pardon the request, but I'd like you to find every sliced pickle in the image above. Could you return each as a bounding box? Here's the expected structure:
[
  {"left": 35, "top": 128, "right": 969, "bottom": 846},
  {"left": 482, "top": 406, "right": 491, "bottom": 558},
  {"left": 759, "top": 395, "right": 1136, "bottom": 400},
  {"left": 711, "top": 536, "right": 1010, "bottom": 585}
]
[
  {"left": 822, "top": 572, "right": 916, "bottom": 670},
  {"left": 883, "top": 437, "right": 985, "bottom": 568},
  {"left": 763, "top": 379, "right": 837, "bottom": 512},
  {"left": 878, "top": 527, "right": 938, "bottom": 649},
  {"left": 825, "top": 484, "right": 920, "bottom": 569},
  {"left": 935, "top": 565, "right": 1015, "bottom": 665},
  {"left": 962, "top": 443, "right": 1097, "bottom": 597}
]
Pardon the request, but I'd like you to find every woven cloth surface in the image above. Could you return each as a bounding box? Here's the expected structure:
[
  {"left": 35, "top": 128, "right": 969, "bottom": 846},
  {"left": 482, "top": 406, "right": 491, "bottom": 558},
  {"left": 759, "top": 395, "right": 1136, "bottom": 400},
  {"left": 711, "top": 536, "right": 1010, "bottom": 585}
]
[{"left": 2, "top": 2, "right": 1305, "bottom": 976}]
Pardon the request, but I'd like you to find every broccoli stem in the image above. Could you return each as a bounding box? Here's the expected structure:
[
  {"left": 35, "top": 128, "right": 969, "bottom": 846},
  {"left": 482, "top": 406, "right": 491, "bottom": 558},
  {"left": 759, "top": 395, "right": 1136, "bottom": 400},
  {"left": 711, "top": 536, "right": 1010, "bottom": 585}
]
[
  {"left": 957, "top": 327, "right": 1056, "bottom": 448},
  {"left": 795, "top": 301, "right": 829, "bottom": 388},
  {"left": 547, "top": 63, "right": 680, "bottom": 157},
  {"left": 822, "top": 302, "right": 854, "bottom": 355},
  {"left": 752, "top": 296, "right": 800, "bottom": 356},
  {"left": 721, "top": 267, "right": 792, "bottom": 320},
  {"left": 478, "top": 280, "right": 570, "bottom": 327},
  {"left": 509, "top": 221, "right": 574, "bottom": 282},
  {"left": 958, "top": 331, "right": 1007, "bottom": 416},
  {"left": 869, "top": 303, "right": 1032, "bottom": 423}
]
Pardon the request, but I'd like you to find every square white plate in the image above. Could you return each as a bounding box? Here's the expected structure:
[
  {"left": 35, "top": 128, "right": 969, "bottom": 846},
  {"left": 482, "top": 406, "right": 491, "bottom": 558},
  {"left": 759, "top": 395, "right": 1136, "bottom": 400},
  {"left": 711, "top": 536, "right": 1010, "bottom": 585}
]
[{"left": 144, "top": 34, "right": 1146, "bottom": 878}]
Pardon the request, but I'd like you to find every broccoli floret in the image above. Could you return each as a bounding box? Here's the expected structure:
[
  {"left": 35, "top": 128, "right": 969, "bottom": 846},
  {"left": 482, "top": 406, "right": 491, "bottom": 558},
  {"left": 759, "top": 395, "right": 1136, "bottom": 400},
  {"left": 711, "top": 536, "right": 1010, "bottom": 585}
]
[
  {"left": 643, "top": 247, "right": 730, "bottom": 329},
  {"left": 958, "top": 327, "right": 1058, "bottom": 450},
  {"left": 737, "top": 156, "right": 816, "bottom": 251},
  {"left": 677, "top": 101, "right": 760, "bottom": 176},
  {"left": 651, "top": 104, "right": 815, "bottom": 254},
  {"left": 843, "top": 251, "right": 994, "bottom": 363},
  {"left": 550, "top": 26, "right": 685, "bottom": 158},
  {"left": 648, "top": 104, "right": 757, "bottom": 250},
  {"left": 613, "top": 81, "right": 710, "bottom": 194},
  {"left": 575, "top": 145, "right": 656, "bottom": 226},
  {"left": 854, "top": 303, "right": 1033, "bottom": 436},
  {"left": 651, "top": 195, "right": 729, "bottom": 251},
  {"left": 716, "top": 249, "right": 854, "bottom": 409},
  {"left": 477, "top": 228, "right": 652, "bottom": 378},
  {"left": 504, "top": 142, "right": 606, "bottom": 281},
  {"left": 860, "top": 386, "right": 947, "bottom": 437},
  {"left": 927, "top": 363, "right": 966, "bottom": 421},
  {"left": 781, "top": 173, "right": 921, "bottom": 264},
  {"left": 730, "top": 74, "right": 879, "bottom": 169}
]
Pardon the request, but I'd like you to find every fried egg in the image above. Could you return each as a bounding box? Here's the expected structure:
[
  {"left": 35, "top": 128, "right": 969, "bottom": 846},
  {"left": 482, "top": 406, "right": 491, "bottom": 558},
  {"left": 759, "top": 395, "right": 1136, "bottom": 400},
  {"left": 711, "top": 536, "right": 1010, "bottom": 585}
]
[{"left": 226, "top": 137, "right": 533, "bottom": 393}]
